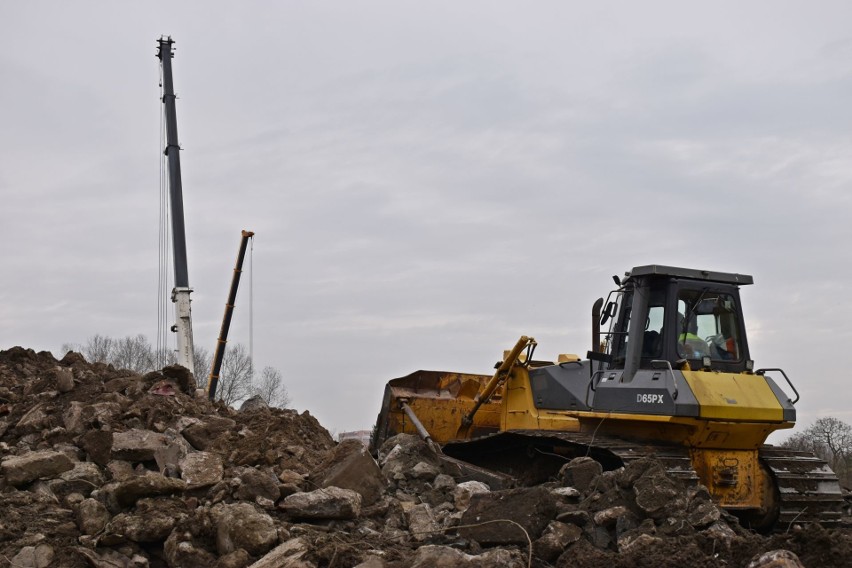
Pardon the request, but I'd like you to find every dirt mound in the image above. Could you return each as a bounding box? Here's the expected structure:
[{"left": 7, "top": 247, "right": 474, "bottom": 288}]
[{"left": 1, "top": 346, "right": 851, "bottom": 567}]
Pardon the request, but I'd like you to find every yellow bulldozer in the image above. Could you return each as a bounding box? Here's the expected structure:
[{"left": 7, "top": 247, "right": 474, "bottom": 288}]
[{"left": 372, "top": 265, "right": 843, "bottom": 530}]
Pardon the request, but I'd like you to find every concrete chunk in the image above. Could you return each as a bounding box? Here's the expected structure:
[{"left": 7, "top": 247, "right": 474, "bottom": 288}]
[
  {"left": 181, "top": 416, "right": 237, "bottom": 451},
  {"left": 10, "top": 544, "right": 54, "bottom": 568},
  {"left": 214, "top": 502, "right": 278, "bottom": 557},
  {"left": 406, "top": 503, "right": 439, "bottom": 542},
  {"left": 453, "top": 480, "right": 490, "bottom": 512},
  {"left": 747, "top": 549, "right": 805, "bottom": 568},
  {"left": 559, "top": 456, "right": 602, "bottom": 493},
  {"left": 15, "top": 403, "right": 52, "bottom": 434},
  {"left": 63, "top": 401, "right": 121, "bottom": 435},
  {"left": 234, "top": 467, "right": 280, "bottom": 502},
  {"left": 594, "top": 505, "right": 629, "bottom": 527},
  {"left": 248, "top": 538, "right": 312, "bottom": 568},
  {"left": 1, "top": 450, "right": 74, "bottom": 486},
  {"left": 281, "top": 486, "right": 362, "bottom": 520},
  {"left": 55, "top": 367, "right": 75, "bottom": 392},
  {"left": 409, "top": 545, "right": 525, "bottom": 568},
  {"left": 101, "top": 472, "right": 186, "bottom": 511},
  {"left": 534, "top": 521, "right": 583, "bottom": 562},
  {"left": 308, "top": 439, "right": 385, "bottom": 506},
  {"left": 75, "top": 498, "right": 111, "bottom": 535},
  {"left": 112, "top": 428, "right": 170, "bottom": 461},
  {"left": 179, "top": 451, "right": 224, "bottom": 487}
]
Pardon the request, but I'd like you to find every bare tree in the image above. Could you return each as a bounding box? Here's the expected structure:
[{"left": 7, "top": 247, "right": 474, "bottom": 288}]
[
  {"left": 214, "top": 343, "right": 254, "bottom": 406},
  {"left": 782, "top": 416, "right": 852, "bottom": 486},
  {"left": 87, "top": 334, "right": 115, "bottom": 363},
  {"left": 192, "top": 346, "right": 212, "bottom": 384},
  {"left": 111, "top": 334, "right": 155, "bottom": 373},
  {"left": 253, "top": 366, "right": 291, "bottom": 408},
  {"left": 66, "top": 334, "right": 210, "bottom": 380},
  {"left": 63, "top": 334, "right": 116, "bottom": 364},
  {"left": 63, "top": 334, "right": 280, "bottom": 409}
]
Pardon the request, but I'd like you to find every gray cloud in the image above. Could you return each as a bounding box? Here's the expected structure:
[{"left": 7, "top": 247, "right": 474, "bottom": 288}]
[{"left": 2, "top": 1, "right": 851, "bottom": 434}]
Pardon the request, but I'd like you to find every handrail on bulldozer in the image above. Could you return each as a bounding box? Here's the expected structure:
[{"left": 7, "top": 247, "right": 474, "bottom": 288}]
[{"left": 756, "top": 368, "right": 799, "bottom": 404}]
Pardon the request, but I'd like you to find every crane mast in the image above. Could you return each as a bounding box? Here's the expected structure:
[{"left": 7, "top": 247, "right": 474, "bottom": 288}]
[{"left": 157, "top": 36, "right": 195, "bottom": 376}]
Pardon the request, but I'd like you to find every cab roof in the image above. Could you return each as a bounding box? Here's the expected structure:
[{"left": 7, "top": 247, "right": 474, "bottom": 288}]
[{"left": 624, "top": 265, "right": 754, "bottom": 286}]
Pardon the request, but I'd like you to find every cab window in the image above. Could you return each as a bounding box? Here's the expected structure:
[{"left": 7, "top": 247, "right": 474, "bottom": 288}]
[
  {"left": 604, "top": 290, "right": 631, "bottom": 364},
  {"left": 642, "top": 305, "right": 665, "bottom": 358},
  {"left": 676, "top": 289, "right": 742, "bottom": 361}
]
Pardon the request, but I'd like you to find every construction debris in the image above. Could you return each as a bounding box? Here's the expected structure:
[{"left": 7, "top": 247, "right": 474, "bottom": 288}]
[{"left": 0, "top": 346, "right": 850, "bottom": 567}]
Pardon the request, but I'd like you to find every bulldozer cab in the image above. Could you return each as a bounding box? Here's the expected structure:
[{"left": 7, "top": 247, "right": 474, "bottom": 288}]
[{"left": 600, "top": 265, "right": 754, "bottom": 377}]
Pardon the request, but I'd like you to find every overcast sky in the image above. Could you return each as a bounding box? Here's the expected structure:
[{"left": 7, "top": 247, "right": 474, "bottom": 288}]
[{"left": 2, "top": 2, "right": 851, "bottom": 439}]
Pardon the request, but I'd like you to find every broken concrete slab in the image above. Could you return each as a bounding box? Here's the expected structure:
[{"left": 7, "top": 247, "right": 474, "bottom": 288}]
[
  {"left": 1, "top": 449, "right": 74, "bottom": 486},
  {"left": 248, "top": 537, "right": 313, "bottom": 568},
  {"left": 10, "top": 544, "right": 54, "bottom": 568},
  {"left": 15, "top": 402, "right": 53, "bottom": 434},
  {"left": 409, "top": 461, "right": 440, "bottom": 481},
  {"left": 633, "top": 466, "right": 688, "bottom": 520},
  {"left": 378, "top": 434, "right": 441, "bottom": 481},
  {"left": 63, "top": 401, "right": 122, "bottom": 435},
  {"left": 747, "top": 549, "right": 806, "bottom": 568},
  {"left": 75, "top": 497, "right": 111, "bottom": 535},
  {"left": 233, "top": 466, "right": 280, "bottom": 502},
  {"left": 178, "top": 451, "right": 224, "bottom": 488},
  {"left": 47, "top": 461, "right": 105, "bottom": 498},
  {"left": 100, "top": 472, "right": 186, "bottom": 511},
  {"left": 453, "top": 480, "right": 490, "bottom": 512},
  {"left": 55, "top": 367, "right": 75, "bottom": 393},
  {"left": 181, "top": 415, "right": 237, "bottom": 451},
  {"left": 308, "top": 439, "right": 385, "bottom": 506},
  {"left": 213, "top": 502, "right": 278, "bottom": 557},
  {"left": 153, "top": 434, "right": 194, "bottom": 475},
  {"left": 594, "top": 505, "right": 629, "bottom": 528},
  {"left": 405, "top": 502, "right": 440, "bottom": 542},
  {"left": 112, "top": 428, "right": 171, "bottom": 462},
  {"left": 281, "top": 486, "right": 362, "bottom": 520},
  {"left": 409, "top": 545, "right": 526, "bottom": 568},
  {"left": 163, "top": 531, "right": 218, "bottom": 568},
  {"left": 560, "top": 456, "right": 603, "bottom": 493},
  {"left": 534, "top": 521, "right": 583, "bottom": 563},
  {"left": 240, "top": 395, "right": 269, "bottom": 412},
  {"left": 103, "top": 497, "right": 187, "bottom": 544}
]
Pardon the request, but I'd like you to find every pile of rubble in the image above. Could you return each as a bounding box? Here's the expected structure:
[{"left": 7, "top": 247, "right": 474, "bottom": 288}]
[{"left": 1, "top": 346, "right": 850, "bottom": 568}]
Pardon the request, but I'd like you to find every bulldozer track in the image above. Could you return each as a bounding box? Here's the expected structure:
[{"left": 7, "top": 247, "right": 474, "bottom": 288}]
[
  {"left": 443, "top": 430, "right": 844, "bottom": 530},
  {"left": 758, "top": 446, "right": 844, "bottom": 529},
  {"left": 443, "top": 430, "right": 699, "bottom": 486},
  {"left": 507, "top": 430, "right": 701, "bottom": 482}
]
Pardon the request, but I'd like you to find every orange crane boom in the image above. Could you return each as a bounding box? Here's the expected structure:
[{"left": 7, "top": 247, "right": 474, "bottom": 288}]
[{"left": 206, "top": 230, "right": 255, "bottom": 400}]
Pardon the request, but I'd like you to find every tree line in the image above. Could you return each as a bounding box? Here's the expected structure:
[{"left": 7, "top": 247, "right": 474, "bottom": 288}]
[
  {"left": 782, "top": 416, "right": 852, "bottom": 487},
  {"left": 61, "top": 334, "right": 290, "bottom": 408}
]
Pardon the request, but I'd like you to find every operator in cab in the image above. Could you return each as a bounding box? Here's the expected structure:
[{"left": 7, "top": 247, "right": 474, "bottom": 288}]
[{"left": 677, "top": 313, "right": 709, "bottom": 359}]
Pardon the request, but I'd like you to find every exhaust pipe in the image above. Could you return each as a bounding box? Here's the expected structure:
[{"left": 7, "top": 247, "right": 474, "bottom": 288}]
[{"left": 592, "top": 297, "right": 604, "bottom": 352}]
